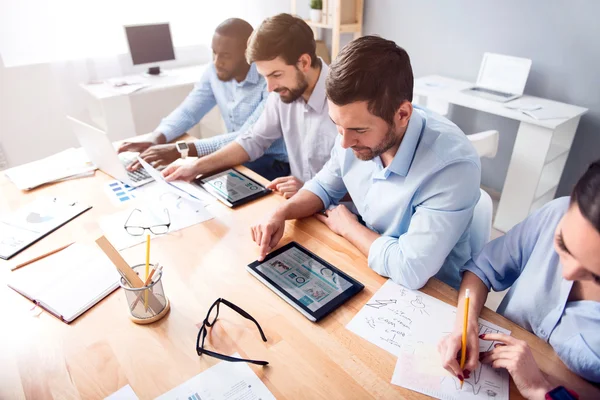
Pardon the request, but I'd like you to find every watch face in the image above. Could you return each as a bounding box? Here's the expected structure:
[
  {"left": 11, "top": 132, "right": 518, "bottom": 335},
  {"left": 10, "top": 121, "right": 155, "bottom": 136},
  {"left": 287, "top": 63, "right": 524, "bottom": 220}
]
[{"left": 176, "top": 142, "right": 188, "bottom": 151}]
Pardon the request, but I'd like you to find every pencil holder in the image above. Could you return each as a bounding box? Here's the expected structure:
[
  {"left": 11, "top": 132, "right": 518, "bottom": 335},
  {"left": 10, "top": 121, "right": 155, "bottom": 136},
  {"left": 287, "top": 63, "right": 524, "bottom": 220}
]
[{"left": 119, "top": 264, "right": 170, "bottom": 324}]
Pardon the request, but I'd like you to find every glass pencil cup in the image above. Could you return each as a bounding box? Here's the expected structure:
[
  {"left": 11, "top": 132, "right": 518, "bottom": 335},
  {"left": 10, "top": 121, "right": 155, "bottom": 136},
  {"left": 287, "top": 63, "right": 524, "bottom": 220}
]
[{"left": 119, "top": 264, "right": 170, "bottom": 324}]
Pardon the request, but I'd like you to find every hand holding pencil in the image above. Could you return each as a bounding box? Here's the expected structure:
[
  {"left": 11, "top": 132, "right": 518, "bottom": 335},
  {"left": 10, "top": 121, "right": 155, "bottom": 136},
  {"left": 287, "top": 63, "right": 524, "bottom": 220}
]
[{"left": 438, "top": 288, "right": 481, "bottom": 384}]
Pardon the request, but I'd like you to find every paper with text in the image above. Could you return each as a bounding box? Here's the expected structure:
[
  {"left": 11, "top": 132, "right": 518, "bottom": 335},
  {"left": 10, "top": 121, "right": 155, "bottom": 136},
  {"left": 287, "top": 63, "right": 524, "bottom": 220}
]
[
  {"left": 347, "top": 280, "right": 510, "bottom": 400},
  {"left": 155, "top": 353, "right": 275, "bottom": 400}
]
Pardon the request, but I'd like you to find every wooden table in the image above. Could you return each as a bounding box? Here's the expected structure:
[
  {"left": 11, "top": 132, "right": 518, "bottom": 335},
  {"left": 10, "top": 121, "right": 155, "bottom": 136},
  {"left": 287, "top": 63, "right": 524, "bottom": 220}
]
[{"left": 1, "top": 161, "right": 598, "bottom": 399}]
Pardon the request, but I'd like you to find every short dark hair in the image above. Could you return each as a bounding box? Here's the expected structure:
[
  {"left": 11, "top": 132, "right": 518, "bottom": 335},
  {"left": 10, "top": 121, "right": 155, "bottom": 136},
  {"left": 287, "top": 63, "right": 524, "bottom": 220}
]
[
  {"left": 215, "top": 18, "right": 254, "bottom": 43},
  {"left": 326, "top": 35, "right": 414, "bottom": 125},
  {"left": 246, "top": 13, "right": 320, "bottom": 68},
  {"left": 571, "top": 159, "right": 600, "bottom": 233}
]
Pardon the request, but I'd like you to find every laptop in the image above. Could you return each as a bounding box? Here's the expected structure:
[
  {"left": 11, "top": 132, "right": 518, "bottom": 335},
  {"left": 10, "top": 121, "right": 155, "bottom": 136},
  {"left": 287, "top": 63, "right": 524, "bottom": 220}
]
[
  {"left": 67, "top": 116, "right": 153, "bottom": 187},
  {"left": 463, "top": 53, "right": 532, "bottom": 103}
]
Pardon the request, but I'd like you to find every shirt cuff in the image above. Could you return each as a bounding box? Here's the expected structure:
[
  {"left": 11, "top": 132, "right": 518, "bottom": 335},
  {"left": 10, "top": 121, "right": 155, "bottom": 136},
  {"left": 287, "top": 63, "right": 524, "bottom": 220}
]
[
  {"left": 193, "top": 140, "right": 212, "bottom": 157},
  {"left": 301, "top": 179, "right": 332, "bottom": 209},
  {"left": 156, "top": 126, "right": 178, "bottom": 143},
  {"left": 460, "top": 259, "right": 492, "bottom": 290},
  {"left": 368, "top": 236, "right": 393, "bottom": 278}
]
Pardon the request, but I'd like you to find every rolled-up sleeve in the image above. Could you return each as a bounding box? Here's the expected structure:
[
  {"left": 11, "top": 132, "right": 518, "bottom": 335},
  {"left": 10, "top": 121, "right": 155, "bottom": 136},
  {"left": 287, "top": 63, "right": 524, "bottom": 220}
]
[
  {"left": 368, "top": 161, "right": 480, "bottom": 290},
  {"left": 461, "top": 199, "right": 542, "bottom": 291},
  {"left": 301, "top": 136, "right": 347, "bottom": 209},
  {"left": 235, "top": 93, "right": 282, "bottom": 162}
]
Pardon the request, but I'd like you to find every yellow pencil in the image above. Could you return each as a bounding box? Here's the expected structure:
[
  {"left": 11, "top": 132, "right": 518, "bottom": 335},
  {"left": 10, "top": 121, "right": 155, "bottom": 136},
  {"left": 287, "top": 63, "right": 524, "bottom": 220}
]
[
  {"left": 459, "top": 288, "right": 470, "bottom": 389},
  {"left": 144, "top": 234, "right": 150, "bottom": 311}
]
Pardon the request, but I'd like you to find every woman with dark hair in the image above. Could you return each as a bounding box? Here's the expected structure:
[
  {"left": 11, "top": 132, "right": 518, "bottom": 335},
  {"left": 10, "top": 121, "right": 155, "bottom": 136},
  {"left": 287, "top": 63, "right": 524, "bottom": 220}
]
[{"left": 438, "top": 160, "right": 600, "bottom": 399}]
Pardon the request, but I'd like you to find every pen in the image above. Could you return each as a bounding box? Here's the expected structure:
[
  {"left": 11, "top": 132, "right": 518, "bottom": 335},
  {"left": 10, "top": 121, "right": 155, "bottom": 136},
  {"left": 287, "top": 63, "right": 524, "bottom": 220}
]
[{"left": 459, "top": 288, "right": 470, "bottom": 389}]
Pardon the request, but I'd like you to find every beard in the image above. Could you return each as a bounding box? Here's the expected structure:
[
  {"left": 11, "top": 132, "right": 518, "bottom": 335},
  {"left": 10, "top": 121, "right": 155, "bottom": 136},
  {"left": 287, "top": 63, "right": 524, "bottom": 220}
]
[
  {"left": 352, "top": 123, "right": 402, "bottom": 161},
  {"left": 275, "top": 68, "right": 308, "bottom": 104}
]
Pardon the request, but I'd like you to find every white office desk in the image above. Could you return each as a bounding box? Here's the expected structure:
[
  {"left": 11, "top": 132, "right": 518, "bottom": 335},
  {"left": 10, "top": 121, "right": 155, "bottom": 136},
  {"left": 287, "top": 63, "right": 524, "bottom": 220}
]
[
  {"left": 80, "top": 65, "right": 210, "bottom": 141},
  {"left": 414, "top": 75, "right": 588, "bottom": 232}
]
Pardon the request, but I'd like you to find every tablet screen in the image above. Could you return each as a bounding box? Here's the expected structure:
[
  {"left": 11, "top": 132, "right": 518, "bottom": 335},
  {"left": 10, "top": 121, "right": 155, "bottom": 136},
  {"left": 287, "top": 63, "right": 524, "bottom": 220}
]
[
  {"left": 201, "top": 169, "right": 265, "bottom": 203},
  {"left": 254, "top": 246, "right": 354, "bottom": 312}
]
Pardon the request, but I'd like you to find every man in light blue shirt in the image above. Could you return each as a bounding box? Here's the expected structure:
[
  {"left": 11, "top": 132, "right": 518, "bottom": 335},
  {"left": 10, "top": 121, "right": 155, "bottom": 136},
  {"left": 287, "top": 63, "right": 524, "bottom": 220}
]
[
  {"left": 251, "top": 36, "right": 481, "bottom": 290},
  {"left": 438, "top": 160, "right": 600, "bottom": 398},
  {"left": 118, "top": 18, "right": 289, "bottom": 181}
]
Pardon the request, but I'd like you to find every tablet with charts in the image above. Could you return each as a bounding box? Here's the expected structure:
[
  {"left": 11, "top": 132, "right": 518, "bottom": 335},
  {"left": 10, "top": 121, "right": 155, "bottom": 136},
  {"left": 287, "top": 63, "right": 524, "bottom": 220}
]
[
  {"left": 197, "top": 168, "right": 271, "bottom": 207},
  {"left": 247, "top": 242, "right": 364, "bottom": 322}
]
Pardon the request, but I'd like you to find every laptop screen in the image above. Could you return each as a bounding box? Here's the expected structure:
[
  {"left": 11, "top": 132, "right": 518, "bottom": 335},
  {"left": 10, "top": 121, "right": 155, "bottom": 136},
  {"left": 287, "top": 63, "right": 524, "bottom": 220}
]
[{"left": 476, "top": 53, "right": 532, "bottom": 95}]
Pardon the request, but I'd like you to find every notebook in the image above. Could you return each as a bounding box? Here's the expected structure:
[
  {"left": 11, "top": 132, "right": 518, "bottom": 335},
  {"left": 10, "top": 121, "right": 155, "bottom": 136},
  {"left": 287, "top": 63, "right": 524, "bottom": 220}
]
[
  {"left": 0, "top": 196, "right": 92, "bottom": 260},
  {"left": 7, "top": 242, "right": 121, "bottom": 323}
]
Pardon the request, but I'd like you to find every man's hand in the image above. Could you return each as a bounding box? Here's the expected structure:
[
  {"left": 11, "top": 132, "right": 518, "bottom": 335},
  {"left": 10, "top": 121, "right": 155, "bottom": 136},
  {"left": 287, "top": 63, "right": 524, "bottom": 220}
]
[
  {"left": 267, "top": 176, "right": 304, "bottom": 199},
  {"left": 117, "top": 132, "right": 166, "bottom": 154},
  {"left": 314, "top": 204, "right": 358, "bottom": 237},
  {"left": 250, "top": 212, "right": 286, "bottom": 261},
  {"left": 162, "top": 162, "right": 201, "bottom": 182},
  {"left": 480, "top": 333, "right": 553, "bottom": 399},
  {"left": 126, "top": 144, "right": 180, "bottom": 171}
]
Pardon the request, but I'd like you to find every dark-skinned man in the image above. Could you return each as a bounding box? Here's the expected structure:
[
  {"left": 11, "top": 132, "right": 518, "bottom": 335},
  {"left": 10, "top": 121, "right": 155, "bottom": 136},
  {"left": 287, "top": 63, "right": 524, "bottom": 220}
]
[{"left": 118, "top": 18, "right": 289, "bottom": 181}]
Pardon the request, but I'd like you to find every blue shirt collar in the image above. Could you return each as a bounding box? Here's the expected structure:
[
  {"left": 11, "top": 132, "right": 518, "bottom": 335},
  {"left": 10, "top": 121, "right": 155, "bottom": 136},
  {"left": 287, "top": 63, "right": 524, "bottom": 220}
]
[
  {"left": 305, "top": 59, "right": 328, "bottom": 113},
  {"left": 238, "top": 63, "right": 260, "bottom": 86},
  {"left": 385, "top": 108, "right": 425, "bottom": 177}
]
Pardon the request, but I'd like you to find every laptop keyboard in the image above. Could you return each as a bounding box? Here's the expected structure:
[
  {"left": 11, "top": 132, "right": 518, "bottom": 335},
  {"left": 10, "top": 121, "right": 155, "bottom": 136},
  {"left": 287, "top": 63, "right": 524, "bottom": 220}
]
[{"left": 119, "top": 154, "right": 151, "bottom": 182}]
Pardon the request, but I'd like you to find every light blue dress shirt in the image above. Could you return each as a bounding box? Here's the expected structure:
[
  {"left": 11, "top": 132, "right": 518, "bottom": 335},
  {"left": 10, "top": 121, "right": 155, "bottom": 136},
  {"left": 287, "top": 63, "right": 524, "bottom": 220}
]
[
  {"left": 235, "top": 60, "right": 337, "bottom": 182},
  {"left": 302, "top": 106, "right": 481, "bottom": 290},
  {"left": 462, "top": 197, "right": 600, "bottom": 383},
  {"left": 155, "top": 63, "right": 288, "bottom": 162}
]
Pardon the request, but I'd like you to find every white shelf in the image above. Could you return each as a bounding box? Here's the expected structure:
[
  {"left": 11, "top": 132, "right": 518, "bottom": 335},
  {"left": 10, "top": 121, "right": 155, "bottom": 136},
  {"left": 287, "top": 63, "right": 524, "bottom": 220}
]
[
  {"left": 304, "top": 20, "right": 361, "bottom": 32},
  {"left": 545, "top": 143, "right": 569, "bottom": 165}
]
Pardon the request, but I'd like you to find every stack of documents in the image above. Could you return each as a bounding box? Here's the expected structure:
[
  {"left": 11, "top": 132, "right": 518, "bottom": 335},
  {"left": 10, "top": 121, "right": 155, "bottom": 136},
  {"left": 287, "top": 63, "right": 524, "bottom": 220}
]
[{"left": 4, "top": 147, "right": 97, "bottom": 190}]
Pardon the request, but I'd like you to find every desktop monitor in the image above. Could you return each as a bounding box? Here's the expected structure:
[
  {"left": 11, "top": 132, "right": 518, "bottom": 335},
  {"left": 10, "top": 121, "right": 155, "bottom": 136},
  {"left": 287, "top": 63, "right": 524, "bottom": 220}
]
[{"left": 124, "top": 23, "right": 175, "bottom": 75}]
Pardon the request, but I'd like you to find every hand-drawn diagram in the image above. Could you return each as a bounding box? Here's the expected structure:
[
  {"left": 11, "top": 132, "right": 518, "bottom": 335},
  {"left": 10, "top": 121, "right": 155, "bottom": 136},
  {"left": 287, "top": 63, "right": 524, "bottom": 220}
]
[{"left": 347, "top": 280, "right": 510, "bottom": 400}]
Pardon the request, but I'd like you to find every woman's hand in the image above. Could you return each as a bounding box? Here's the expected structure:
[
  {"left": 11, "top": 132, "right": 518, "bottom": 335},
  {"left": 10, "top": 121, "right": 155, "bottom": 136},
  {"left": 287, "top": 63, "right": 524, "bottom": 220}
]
[
  {"left": 480, "top": 333, "right": 553, "bottom": 399},
  {"left": 438, "top": 322, "right": 480, "bottom": 380}
]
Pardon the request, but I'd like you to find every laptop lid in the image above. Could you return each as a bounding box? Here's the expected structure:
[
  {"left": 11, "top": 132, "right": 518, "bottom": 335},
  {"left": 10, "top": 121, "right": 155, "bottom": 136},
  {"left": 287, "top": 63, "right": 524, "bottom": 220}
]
[
  {"left": 67, "top": 116, "right": 130, "bottom": 183},
  {"left": 476, "top": 53, "right": 532, "bottom": 96}
]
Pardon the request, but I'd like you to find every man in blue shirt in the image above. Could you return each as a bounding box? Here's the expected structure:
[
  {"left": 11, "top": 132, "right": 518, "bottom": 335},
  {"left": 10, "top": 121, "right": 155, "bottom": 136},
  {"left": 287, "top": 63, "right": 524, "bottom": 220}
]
[
  {"left": 251, "top": 36, "right": 481, "bottom": 290},
  {"left": 118, "top": 18, "right": 289, "bottom": 181}
]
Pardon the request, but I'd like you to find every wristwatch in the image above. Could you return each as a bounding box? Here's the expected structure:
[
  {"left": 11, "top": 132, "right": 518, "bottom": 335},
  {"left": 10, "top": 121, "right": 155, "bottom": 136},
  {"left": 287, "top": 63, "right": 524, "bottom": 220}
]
[
  {"left": 175, "top": 141, "right": 189, "bottom": 159},
  {"left": 545, "top": 386, "right": 579, "bottom": 400}
]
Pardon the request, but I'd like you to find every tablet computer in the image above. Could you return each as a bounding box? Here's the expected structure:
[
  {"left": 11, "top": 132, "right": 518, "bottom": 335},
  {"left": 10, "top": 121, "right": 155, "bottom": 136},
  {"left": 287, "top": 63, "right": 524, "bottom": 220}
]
[
  {"left": 196, "top": 168, "right": 271, "bottom": 208},
  {"left": 247, "top": 242, "right": 364, "bottom": 322}
]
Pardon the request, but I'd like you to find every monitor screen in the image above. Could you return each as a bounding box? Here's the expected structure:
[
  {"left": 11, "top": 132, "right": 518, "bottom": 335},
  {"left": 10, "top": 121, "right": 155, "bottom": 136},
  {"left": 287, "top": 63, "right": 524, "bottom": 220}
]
[{"left": 125, "top": 23, "right": 175, "bottom": 65}]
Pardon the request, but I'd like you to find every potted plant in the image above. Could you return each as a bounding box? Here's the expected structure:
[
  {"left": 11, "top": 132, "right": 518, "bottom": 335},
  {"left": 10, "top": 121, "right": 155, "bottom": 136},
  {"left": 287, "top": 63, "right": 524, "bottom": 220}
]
[{"left": 310, "top": 0, "right": 323, "bottom": 23}]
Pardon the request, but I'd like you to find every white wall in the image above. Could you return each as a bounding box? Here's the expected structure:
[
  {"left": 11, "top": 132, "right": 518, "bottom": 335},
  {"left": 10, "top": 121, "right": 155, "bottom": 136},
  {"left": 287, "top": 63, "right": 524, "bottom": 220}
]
[{"left": 0, "top": 0, "right": 289, "bottom": 170}]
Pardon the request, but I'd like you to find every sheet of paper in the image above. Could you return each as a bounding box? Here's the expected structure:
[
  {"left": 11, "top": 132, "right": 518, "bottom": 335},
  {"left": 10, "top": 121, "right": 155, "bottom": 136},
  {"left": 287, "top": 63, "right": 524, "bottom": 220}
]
[
  {"left": 0, "top": 197, "right": 90, "bottom": 259},
  {"left": 98, "top": 185, "right": 213, "bottom": 250},
  {"left": 155, "top": 353, "right": 275, "bottom": 400},
  {"left": 105, "top": 384, "right": 139, "bottom": 400},
  {"left": 4, "top": 147, "right": 96, "bottom": 190},
  {"left": 137, "top": 156, "right": 215, "bottom": 205},
  {"left": 346, "top": 279, "right": 456, "bottom": 355},
  {"left": 346, "top": 280, "right": 510, "bottom": 400}
]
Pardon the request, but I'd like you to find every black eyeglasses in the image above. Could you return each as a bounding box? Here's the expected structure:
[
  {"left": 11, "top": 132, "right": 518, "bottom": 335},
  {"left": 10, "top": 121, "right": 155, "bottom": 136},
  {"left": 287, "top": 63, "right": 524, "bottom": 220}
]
[
  {"left": 196, "top": 298, "right": 269, "bottom": 366},
  {"left": 124, "top": 208, "right": 171, "bottom": 236}
]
